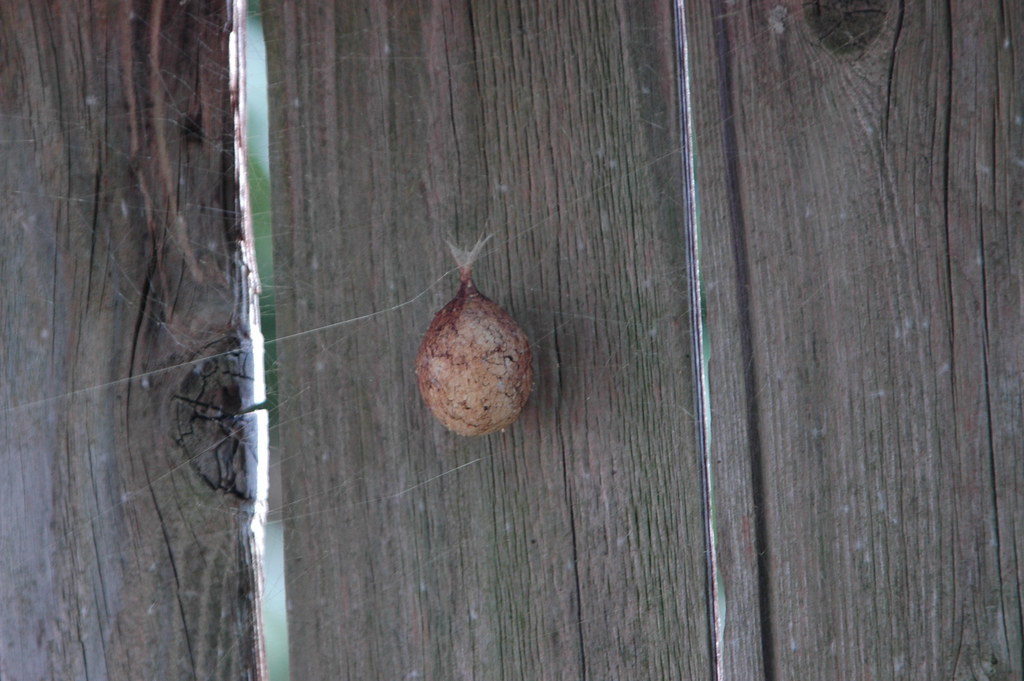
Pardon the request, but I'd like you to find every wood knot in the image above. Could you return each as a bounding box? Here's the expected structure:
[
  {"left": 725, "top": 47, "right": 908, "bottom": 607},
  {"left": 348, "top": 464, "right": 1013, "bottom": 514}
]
[
  {"left": 804, "top": 0, "right": 888, "bottom": 57},
  {"left": 172, "top": 339, "right": 256, "bottom": 498}
]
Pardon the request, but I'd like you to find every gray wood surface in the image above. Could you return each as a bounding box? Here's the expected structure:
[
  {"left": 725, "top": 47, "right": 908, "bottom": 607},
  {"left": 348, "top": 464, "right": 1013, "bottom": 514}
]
[
  {"left": 266, "top": 1, "right": 711, "bottom": 678},
  {"left": 0, "top": 2, "right": 265, "bottom": 679},
  {"left": 686, "top": 1, "right": 1023, "bottom": 679}
]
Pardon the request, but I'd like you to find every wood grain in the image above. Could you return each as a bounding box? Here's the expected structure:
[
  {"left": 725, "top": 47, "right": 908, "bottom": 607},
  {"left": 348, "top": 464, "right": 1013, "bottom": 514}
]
[
  {"left": 266, "top": 0, "right": 711, "bottom": 678},
  {"left": 0, "top": 2, "right": 265, "bottom": 679},
  {"left": 686, "top": 1, "right": 1023, "bottom": 678}
]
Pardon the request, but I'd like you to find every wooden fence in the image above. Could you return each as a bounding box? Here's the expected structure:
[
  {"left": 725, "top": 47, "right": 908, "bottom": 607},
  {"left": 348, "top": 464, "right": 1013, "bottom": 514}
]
[{"left": 2, "top": 1, "right": 1020, "bottom": 679}]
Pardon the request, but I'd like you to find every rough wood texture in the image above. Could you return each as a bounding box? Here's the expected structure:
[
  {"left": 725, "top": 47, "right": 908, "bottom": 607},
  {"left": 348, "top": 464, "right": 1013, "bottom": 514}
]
[
  {"left": 686, "top": 1, "right": 1023, "bottom": 678},
  {"left": 266, "top": 0, "right": 710, "bottom": 678},
  {"left": 0, "top": 2, "right": 265, "bottom": 679}
]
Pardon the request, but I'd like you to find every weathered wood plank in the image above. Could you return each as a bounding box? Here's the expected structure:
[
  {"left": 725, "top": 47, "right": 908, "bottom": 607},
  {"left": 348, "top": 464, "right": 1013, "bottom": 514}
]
[
  {"left": 686, "top": 1, "right": 1023, "bottom": 678},
  {"left": 0, "top": 2, "right": 265, "bottom": 679},
  {"left": 266, "top": 1, "right": 711, "bottom": 678}
]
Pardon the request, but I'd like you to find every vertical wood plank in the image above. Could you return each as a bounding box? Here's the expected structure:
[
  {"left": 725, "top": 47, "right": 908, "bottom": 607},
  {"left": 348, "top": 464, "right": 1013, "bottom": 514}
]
[
  {"left": 0, "top": 2, "right": 265, "bottom": 679},
  {"left": 686, "top": 1, "right": 1023, "bottom": 678},
  {"left": 266, "top": 1, "right": 712, "bottom": 678}
]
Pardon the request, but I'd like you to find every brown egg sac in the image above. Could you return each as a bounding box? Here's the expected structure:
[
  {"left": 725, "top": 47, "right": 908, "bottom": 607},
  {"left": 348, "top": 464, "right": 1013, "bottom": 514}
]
[{"left": 416, "top": 266, "right": 533, "bottom": 436}]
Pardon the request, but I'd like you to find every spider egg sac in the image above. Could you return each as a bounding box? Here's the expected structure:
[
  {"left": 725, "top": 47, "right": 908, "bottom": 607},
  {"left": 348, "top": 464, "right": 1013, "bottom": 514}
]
[{"left": 415, "top": 245, "right": 533, "bottom": 436}]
